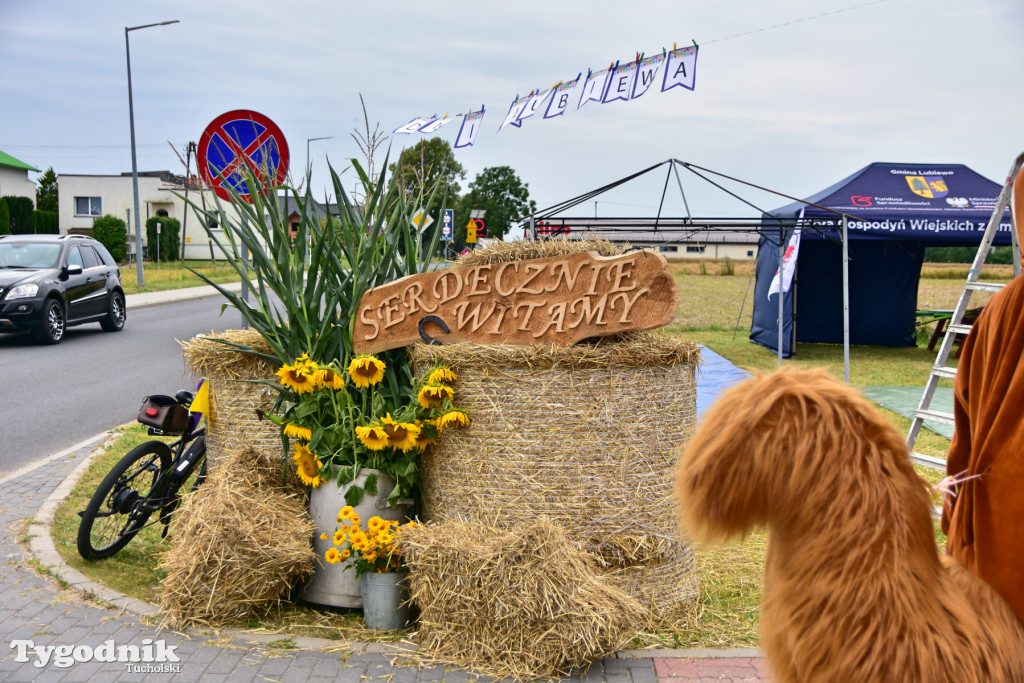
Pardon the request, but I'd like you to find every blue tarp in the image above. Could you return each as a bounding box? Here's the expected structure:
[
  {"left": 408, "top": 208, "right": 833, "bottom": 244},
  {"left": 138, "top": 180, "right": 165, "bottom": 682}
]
[
  {"left": 751, "top": 162, "right": 1013, "bottom": 356},
  {"left": 696, "top": 346, "right": 751, "bottom": 420}
]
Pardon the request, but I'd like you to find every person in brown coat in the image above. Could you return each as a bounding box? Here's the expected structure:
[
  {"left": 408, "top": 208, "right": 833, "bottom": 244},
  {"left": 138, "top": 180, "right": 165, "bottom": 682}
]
[{"left": 941, "top": 163, "right": 1024, "bottom": 624}]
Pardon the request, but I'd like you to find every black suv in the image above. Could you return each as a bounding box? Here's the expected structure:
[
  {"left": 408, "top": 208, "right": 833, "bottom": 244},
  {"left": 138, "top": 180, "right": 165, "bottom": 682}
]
[{"left": 0, "top": 234, "right": 126, "bottom": 344}]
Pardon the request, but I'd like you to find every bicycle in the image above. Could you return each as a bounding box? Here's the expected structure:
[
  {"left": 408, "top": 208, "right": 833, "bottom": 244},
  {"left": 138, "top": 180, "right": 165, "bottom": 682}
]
[{"left": 76, "top": 387, "right": 208, "bottom": 560}]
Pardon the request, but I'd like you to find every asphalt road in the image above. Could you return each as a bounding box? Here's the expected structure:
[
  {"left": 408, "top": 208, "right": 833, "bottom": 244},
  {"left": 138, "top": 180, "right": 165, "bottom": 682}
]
[{"left": 0, "top": 295, "right": 249, "bottom": 476}]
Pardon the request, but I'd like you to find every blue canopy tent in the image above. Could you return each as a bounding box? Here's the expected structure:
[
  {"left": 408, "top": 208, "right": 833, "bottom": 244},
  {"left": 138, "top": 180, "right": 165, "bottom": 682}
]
[{"left": 750, "top": 162, "right": 1014, "bottom": 357}]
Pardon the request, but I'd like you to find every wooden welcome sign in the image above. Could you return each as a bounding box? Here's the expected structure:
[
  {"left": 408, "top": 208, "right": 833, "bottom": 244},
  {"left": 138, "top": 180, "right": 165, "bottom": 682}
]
[{"left": 352, "top": 250, "right": 678, "bottom": 354}]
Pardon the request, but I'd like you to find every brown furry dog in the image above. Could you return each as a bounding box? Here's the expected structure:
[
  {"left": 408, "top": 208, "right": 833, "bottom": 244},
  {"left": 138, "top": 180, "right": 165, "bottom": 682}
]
[{"left": 675, "top": 368, "right": 1024, "bottom": 683}]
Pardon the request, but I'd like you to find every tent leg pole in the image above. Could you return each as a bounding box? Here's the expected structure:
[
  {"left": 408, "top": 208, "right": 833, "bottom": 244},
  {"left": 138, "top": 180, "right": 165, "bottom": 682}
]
[
  {"left": 843, "top": 216, "right": 850, "bottom": 383},
  {"left": 778, "top": 227, "right": 784, "bottom": 366}
]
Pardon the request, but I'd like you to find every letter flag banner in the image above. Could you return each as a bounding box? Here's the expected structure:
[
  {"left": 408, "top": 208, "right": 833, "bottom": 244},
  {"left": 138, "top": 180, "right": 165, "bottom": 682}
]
[
  {"left": 632, "top": 54, "right": 666, "bottom": 99},
  {"left": 544, "top": 76, "right": 581, "bottom": 118},
  {"left": 603, "top": 61, "right": 638, "bottom": 103},
  {"left": 662, "top": 45, "right": 698, "bottom": 92},
  {"left": 454, "top": 106, "right": 485, "bottom": 148},
  {"left": 767, "top": 228, "right": 801, "bottom": 299},
  {"left": 392, "top": 39, "right": 698, "bottom": 147}
]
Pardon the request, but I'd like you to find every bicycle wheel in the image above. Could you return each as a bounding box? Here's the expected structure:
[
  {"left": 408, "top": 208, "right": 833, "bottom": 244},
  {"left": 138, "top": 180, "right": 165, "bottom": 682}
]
[{"left": 76, "top": 441, "right": 172, "bottom": 560}]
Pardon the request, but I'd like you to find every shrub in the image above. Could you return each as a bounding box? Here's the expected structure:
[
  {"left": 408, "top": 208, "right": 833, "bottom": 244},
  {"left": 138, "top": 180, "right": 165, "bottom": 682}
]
[
  {"left": 3, "top": 196, "right": 35, "bottom": 234},
  {"left": 718, "top": 256, "right": 735, "bottom": 276},
  {"left": 146, "top": 216, "right": 181, "bottom": 262},
  {"left": 92, "top": 215, "right": 128, "bottom": 263},
  {"left": 0, "top": 198, "right": 8, "bottom": 236},
  {"left": 33, "top": 210, "right": 58, "bottom": 235}
]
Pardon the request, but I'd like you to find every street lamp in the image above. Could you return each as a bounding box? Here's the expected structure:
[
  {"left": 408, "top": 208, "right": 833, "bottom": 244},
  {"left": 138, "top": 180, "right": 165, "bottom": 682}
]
[
  {"left": 306, "top": 136, "right": 333, "bottom": 177},
  {"left": 126, "top": 19, "right": 179, "bottom": 287}
]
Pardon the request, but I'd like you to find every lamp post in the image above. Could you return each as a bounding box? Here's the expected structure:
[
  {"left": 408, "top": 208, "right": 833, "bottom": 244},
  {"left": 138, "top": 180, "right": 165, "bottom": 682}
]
[
  {"left": 126, "top": 19, "right": 179, "bottom": 287},
  {"left": 306, "top": 136, "right": 333, "bottom": 177}
]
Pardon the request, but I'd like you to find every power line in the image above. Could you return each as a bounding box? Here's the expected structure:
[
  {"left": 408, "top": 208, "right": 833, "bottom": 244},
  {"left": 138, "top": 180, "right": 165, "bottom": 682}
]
[{"left": 702, "top": 0, "right": 891, "bottom": 46}]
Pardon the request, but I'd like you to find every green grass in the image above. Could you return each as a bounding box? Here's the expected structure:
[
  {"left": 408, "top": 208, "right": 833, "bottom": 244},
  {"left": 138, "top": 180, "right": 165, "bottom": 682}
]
[{"left": 119, "top": 261, "right": 244, "bottom": 296}]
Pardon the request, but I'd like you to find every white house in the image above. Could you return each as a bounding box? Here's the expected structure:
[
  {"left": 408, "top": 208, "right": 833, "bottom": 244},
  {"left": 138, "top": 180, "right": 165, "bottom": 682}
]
[
  {"left": 58, "top": 171, "right": 234, "bottom": 260},
  {"left": 58, "top": 171, "right": 337, "bottom": 261},
  {"left": 0, "top": 149, "right": 40, "bottom": 204}
]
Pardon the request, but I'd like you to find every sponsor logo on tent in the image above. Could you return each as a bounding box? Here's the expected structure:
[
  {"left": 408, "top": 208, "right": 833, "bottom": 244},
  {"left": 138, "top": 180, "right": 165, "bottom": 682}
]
[
  {"left": 946, "top": 197, "right": 970, "bottom": 208},
  {"left": 850, "top": 195, "right": 873, "bottom": 207},
  {"left": 905, "top": 175, "right": 949, "bottom": 199}
]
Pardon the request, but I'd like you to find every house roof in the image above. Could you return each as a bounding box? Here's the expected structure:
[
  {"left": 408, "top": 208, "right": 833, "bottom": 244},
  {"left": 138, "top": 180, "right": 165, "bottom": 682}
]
[{"left": 0, "top": 149, "right": 40, "bottom": 173}]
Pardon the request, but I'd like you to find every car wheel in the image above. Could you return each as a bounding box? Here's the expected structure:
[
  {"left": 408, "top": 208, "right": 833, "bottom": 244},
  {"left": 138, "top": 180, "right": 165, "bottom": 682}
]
[
  {"left": 34, "top": 298, "right": 65, "bottom": 345},
  {"left": 100, "top": 291, "right": 126, "bottom": 332}
]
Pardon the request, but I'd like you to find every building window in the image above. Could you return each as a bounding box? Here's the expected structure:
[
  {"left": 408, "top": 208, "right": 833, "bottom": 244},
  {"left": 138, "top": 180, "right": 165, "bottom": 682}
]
[
  {"left": 74, "top": 196, "right": 102, "bottom": 217},
  {"left": 659, "top": 245, "right": 678, "bottom": 252},
  {"left": 686, "top": 245, "right": 705, "bottom": 254},
  {"left": 747, "top": 250, "right": 754, "bottom": 258}
]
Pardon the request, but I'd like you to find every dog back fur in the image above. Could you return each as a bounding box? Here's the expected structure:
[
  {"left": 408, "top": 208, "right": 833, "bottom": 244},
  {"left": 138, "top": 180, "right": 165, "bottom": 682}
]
[{"left": 674, "top": 368, "right": 1024, "bottom": 683}]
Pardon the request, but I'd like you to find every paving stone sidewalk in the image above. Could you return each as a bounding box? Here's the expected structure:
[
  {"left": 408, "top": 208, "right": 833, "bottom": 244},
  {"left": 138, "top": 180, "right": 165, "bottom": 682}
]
[{"left": 0, "top": 431, "right": 769, "bottom": 682}]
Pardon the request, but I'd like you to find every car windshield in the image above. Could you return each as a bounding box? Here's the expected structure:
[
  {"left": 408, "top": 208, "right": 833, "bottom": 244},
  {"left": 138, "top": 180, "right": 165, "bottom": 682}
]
[{"left": 0, "top": 242, "right": 61, "bottom": 269}]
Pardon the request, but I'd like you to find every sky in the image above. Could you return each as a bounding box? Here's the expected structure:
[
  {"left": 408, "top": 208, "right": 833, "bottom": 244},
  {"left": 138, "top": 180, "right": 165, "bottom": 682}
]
[{"left": 1, "top": 0, "right": 1023, "bottom": 222}]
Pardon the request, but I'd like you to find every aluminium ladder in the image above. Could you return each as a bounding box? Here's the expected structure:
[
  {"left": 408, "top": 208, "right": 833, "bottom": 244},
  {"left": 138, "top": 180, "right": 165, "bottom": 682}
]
[{"left": 906, "top": 152, "right": 1024, "bottom": 469}]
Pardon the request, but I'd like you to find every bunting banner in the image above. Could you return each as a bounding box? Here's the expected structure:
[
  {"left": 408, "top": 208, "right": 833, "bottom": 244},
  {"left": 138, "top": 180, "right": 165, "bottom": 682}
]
[
  {"left": 544, "top": 76, "right": 581, "bottom": 118},
  {"left": 499, "top": 95, "right": 531, "bottom": 131},
  {"left": 662, "top": 45, "right": 698, "bottom": 92},
  {"left": 391, "top": 40, "right": 698, "bottom": 147},
  {"left": 602, "top": 61, "right": 638, "bottom": 103},
  {"left": 454, "top": 106, "right": 485, "bottom": 148},
  {"left": 632, "top": 54, "right": 667, "bottom": 99},
  {"left": 577, "top": 67, "right": 613, "bottom": 110},
  {"left": 516, "top": 87, "right": 552, "bottom": 125}
]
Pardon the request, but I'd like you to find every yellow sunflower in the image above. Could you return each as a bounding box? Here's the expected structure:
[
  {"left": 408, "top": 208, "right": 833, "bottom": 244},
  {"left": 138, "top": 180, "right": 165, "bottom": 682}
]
[
  {"left": 319, "top": 532, "right": 329, "bottom": 541},
  {"left": 313, "top": 367, "right": 345, "bottom": 391},
  {"left": 325, "top": 547, "right": 340, "bottom": 565},
  {"left": 436, "top": 409, "right": 470, "bottom": 432},
  {"left": 291, "top": 443, "right": 324, "bottom": 487},
  {"left": 355, "top": 424, "right": 389, "bottom": 451},
  {"left": 276, "top": 362, "right": 316, "bottom": 395},
  {"left": 428, "top": 367, "right": 458, "bottom": 384},
  {"left": 367, "top": 516, "right": 382, "bottom": 533},
  {"left": 339, "top": 549, "right": 351, "bottom": 561},
  {"left": 417, "top": 383, "right": 454, "bottom": 409},
  {"left": 347, "top": 355, "right": 386, "bottom": 388},
  {"left": 380, "top": 415, "right": 421, "bottom": 452},
  {"left": 283, "top": 423, "right": 313, "bottom": 441},
  {"left": 350, "top": 512, "right": 361, "bottom": 528},
  {"left": 414, "top": 426, "right": 436, "bottom": 452},
  {"left": 337, "top": 506, "right": 354, "bottom": 522},
  {"left": 333, "top": 529, "right": 346, "bottom": 546}
]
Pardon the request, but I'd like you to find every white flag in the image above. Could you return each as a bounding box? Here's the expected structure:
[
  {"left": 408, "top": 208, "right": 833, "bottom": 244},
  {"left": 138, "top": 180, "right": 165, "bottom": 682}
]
[
  {"left": 631, "top": 54, "right": 666, "bottom": 99},
  {"left": 602, "top": 61, "right": 638, "bottom": 103},
  {"left": 662, "top": 45, "right": 698, "bottom": 92},
  {"left": 499, "top": 96, "right": 530, "bottom": 131},
  {"left": 515, "top": 88, "right": 551, "bottom": 125},
  {"left": 544, "top": 77, "right": 580, "bottom": 118},
  {"left": 454, "top": 107, "right": 485, "bottom": 149},
  {"left": 577, "top": 68, "right": 611, "bottom": 110},
  {"left": 392, "top": 117, "right": 432, "bottom": 134},
  {"left": 767, "top": 228, "right": 801, "bottom": 299}
]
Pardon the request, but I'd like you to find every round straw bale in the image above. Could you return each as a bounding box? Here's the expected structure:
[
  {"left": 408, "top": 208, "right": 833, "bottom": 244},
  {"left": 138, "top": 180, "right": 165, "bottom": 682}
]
[
  {"left": 409, "top": 332, "right": 700, "bottom": 613},
  {"left": 398, "top": 516, "right": 644, "bottom": 680},
  {"left": 456, "top": 236, "right": 623, "bottom": 268},
  {"left": 180, "top": 330, "right": 283, "bottom": 473},
  {"left": 159, "top": 445, "right": 316, "bottom": 627}
]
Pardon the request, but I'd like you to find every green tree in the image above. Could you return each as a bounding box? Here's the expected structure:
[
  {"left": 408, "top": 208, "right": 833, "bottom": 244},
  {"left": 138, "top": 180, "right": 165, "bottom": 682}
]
[
  {"left": 146, "top": 215, "right": 181, "bottom": 262},
  {"left": 92, "top": 214, "right": 127, "bottom": 262},
  {"left": 3, "top": 196, "right": 35, "bottom": 234},
  {"left": 35, "top": 167, "right": 58, "bottom": 213},
  {"left": 457, "top": 165, "right": 537, "bottom": 241},
  {"left": 388, "top": 138, "right": 465, "bottom": 206}
]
